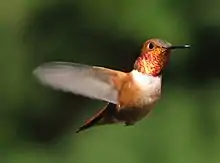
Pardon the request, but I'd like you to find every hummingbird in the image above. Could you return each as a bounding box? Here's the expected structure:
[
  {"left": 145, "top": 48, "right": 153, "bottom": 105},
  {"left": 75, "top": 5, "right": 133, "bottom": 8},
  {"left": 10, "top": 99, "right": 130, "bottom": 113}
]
[{"left": 33, "top": 38, "right": 190, "bottom": 133}]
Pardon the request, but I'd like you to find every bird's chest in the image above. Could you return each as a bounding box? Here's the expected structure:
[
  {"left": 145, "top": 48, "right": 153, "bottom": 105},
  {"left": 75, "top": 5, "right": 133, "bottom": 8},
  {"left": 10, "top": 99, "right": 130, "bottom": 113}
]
[{"left": 118, "top": 70, "right": 162, "bottom": 108}]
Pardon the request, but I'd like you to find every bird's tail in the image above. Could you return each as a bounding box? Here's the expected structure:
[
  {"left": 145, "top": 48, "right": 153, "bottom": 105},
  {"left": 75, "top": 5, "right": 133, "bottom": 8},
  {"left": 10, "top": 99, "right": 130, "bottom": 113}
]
[{"left": 75, "top": 103, "right": 117, "bottom": 133}]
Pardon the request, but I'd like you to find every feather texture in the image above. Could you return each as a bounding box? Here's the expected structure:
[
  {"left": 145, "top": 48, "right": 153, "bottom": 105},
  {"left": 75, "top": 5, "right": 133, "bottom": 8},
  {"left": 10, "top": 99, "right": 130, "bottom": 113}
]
[{"left": 33, "top": 62, "right": 127, "bottom": 104}]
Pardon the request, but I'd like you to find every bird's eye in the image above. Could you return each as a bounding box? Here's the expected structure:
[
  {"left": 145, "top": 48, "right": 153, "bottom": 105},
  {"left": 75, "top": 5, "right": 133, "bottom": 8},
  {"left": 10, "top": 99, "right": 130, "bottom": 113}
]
[{"left": 148, "top": 42, "right": 154, "bottom": 49}]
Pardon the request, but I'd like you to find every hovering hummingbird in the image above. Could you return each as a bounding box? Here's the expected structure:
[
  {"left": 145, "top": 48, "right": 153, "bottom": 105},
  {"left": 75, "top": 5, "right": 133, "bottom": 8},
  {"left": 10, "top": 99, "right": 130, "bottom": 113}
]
[{"left": 33, "top": 38, "right": 190, "bottom": 133}]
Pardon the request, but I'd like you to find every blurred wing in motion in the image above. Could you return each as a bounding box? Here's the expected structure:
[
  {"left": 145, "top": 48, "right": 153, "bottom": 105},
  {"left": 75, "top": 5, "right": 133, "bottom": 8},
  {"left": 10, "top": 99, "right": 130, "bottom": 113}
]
[{"left": 33, "top": 62, "right": 127, "bottom": 104}]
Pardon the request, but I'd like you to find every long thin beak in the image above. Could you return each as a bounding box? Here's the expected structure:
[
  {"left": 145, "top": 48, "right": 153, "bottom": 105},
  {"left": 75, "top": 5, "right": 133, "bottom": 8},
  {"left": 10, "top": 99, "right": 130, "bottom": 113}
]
[{"left": 167, "top": 44, "right": 190, "bottom": 50}]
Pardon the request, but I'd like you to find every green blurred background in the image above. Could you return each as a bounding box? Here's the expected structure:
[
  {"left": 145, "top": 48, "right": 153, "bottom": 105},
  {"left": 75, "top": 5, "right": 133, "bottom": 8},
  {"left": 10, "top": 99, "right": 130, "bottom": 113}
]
[{"left": 1, "top": 0, "right": 220, "bottom": 163}]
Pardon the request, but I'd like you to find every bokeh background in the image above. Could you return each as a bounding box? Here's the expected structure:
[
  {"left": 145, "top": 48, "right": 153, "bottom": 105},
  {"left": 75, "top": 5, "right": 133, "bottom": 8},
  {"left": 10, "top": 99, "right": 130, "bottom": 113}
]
[{"left": 1, "top": 1, "right": 220, "bottom": 163}]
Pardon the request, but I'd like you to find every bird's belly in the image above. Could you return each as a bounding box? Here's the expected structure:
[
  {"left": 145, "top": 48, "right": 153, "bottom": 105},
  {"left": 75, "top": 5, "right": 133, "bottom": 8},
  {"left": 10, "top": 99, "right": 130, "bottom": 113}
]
[
  {"left": 136, "top": 88, "right": 161, "bottom": 106},
  {"left": 117, "top": 79, "right": 161, "bottom": 123},
  {"left": 118, "top": 79, "right": 161, "bottom": 108},
  {"left": 117, "top": 102, "right": 157, "bottom": 124}
]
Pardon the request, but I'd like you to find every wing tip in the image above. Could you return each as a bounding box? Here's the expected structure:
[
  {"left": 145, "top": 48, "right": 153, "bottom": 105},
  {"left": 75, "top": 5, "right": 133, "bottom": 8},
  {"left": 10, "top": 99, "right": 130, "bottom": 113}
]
[
  {"left": 32, "top": 66, "right": 49, "bottom": 87},
  {"left": 32, "top": 62, "right": 66, "bottom": 80},
  {"left": 32, "top": 66, "right": 42, "bottom": 80}
]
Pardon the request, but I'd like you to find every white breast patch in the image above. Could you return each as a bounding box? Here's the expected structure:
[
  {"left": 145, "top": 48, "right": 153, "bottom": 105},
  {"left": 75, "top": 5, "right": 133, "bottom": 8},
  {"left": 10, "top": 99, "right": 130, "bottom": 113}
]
[{"left": 131, "top": 70, "right": 162, "bottom": 104}]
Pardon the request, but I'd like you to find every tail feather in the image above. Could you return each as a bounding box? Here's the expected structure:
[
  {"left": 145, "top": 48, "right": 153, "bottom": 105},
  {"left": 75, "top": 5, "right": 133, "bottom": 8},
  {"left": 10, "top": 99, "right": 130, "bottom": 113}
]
[
  {"left": 75, "top": 103, "right": 117, "bottom": 133},
  {"left": 75, "top": 107, "right": 106, "bottom": 133}
]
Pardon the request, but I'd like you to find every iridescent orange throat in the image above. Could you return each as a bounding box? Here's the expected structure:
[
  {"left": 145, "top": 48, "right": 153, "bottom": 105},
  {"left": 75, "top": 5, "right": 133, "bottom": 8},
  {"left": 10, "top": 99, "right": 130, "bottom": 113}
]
[{"left": 134, "top": 50, "right": 170, "bottom": 76}]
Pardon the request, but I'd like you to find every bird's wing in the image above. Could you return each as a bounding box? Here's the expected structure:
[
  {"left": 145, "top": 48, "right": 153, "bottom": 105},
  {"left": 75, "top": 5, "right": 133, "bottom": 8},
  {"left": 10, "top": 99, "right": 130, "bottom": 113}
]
[{"left": 33, "top": 62, "right": 127, "bottom": 104}]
